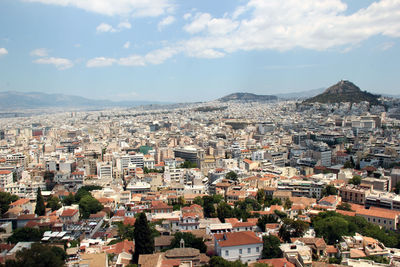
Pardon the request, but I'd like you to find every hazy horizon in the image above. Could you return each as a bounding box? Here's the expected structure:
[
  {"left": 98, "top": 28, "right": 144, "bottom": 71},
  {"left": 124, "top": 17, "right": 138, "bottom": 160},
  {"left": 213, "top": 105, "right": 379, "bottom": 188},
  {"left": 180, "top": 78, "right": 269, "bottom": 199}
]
[{"left": 0, "top": 0, "right": 399, "bottom": 102}]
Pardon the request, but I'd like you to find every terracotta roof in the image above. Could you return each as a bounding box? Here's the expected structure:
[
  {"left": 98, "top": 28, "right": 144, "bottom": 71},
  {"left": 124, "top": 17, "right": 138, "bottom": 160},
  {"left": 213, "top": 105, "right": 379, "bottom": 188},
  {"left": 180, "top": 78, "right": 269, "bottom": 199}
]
[
  {"left": 154, "top": 236, "right": 174, "bottom": 247},
  {"left": 326, "top": 245, "right": 338, "bottom": 254},
  {"left": 214, "top": 231, "right": 262, "bottom": 247},
  {"left": 103, "top": 239, "right": 134, "bottom": 254},
  {"left": 356, "top": 207, "right": 399, "bottom": 220},
  {"left": 0, "top": 170, "right": 11, "bottom": 175},
  {"left": 165, "top": 248, "right": 200, "bottom": 258},
  {"left": 10, "top": 199, "right": 30, "bottom": 206},
  {"left": 123, "top": 217, "right": 136, "bottom": 226},
  {"left": 350, "top": 248, "right": 366, "bottom": 258},
  {"left": 61, "top": 209, "right": 78, "bottom": 217},
  {"left": 257, "top": 258, "right": 295, "bottom": 267}
]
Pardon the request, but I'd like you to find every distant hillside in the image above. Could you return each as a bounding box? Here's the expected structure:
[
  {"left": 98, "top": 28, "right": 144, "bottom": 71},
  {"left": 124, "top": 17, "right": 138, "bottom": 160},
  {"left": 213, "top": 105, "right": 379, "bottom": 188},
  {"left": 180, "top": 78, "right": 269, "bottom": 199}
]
[
  {"left": 304, "top": 81, "right": 381, "bottom": 105},
  {"left": 0, "top": 91, "right": 165, "bottom": 110},
  {"left": 276, "top": 88, "right": 325, "bottom": 99},
  {"left": 219, "top": 92, "right": 277, "bottom": 102}
]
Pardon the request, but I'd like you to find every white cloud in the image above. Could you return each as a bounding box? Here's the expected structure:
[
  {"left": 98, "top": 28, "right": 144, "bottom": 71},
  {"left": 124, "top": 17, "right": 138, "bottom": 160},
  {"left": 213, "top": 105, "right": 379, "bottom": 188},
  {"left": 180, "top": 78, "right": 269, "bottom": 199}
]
[
  {"left": 180, "top": 0, "right": 400, "bottom": 55},
  {"left": 158, "top": 16, "right": 175, "bottom": 31},
  {"left": 25, "top": 0, "right": 173, "bottom": 17},
  {"left": 183, "top": 13, "right": 192, "bottom": 20},
  {"left": 119, "top": 54, "right": 146, "bottom": 66},
  {"left": 33, "top": 57, "right": 73, "bottom": 70},
  {"left": 30, "top": 48, "right": 49, "bottom": 57},
  {"left": 96, "top": 23, "right": 116, "bottom": 33},
  {"left": 144, "top": 47, "right": 178, "bottom": 64},
  {"left": 380, "top": 41, "right": 395, "bottom": 51},
  {"left": 118, "top": 21, "right": 131, "bottom": 30},
  {"left": 88, "top": 0, "right": 400, "bottom": 66},
  {"left": 86, "top": 57, "right": 116, "bottom": 67},
  {"left": 123, "top": 41, "right": 131, "bottom": 49},
  {"left": 184, "top": 13, "right": 212, "bottom": 34},
  {"left": 96, "top": 21, "right": 132, "bottom": 33},
  {"left": 0, "top": 48, "right": 8, "bottom": 57},
  {"left": 87, "top": 46, "right": 178, "bottom": 67}
]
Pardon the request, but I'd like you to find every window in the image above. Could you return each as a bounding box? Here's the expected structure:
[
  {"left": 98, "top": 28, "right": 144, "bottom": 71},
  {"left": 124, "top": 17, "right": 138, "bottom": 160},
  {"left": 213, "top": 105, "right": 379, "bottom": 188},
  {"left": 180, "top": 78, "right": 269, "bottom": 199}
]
[
  {"left": 247, "top": 248, "right": 251, "bottom": 253},
  {"left": 256, "top": 247, "right": 259, "bottom": 253},
  {"left": 225, "top": 250, "right": 229, "bottom": 256},
  {"left": 239, "top": 249, "right": 242, "bottom": 254}
]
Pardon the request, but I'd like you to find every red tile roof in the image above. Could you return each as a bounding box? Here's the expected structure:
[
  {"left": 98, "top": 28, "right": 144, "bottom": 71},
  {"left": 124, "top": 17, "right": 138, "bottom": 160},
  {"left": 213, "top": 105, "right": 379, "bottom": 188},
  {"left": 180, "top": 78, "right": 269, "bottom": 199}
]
[
  {"left": 61, "top": 209, "right": 78, "bottom": 217},
  {"left": 214, "top": 231, "right": 262, "bottom": 247},
  {"left": 257, "top": 258, "right": 295, "bottom": 267}
]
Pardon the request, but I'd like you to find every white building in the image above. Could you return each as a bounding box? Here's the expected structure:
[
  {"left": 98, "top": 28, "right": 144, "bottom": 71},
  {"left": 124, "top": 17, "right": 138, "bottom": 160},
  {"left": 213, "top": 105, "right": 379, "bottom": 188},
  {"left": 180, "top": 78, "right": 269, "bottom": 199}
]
[
  {"left": 0, "top": 170, "right": 13, "bottom": 189},
  {"left": 214, "top": 231, "right": 263, "bottom": 263}
]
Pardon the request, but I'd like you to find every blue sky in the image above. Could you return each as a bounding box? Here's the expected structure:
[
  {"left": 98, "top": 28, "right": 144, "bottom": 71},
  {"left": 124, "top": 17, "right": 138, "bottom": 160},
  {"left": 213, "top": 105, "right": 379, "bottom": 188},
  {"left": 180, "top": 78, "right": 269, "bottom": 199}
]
[{"left": 0, "top": 0, "right": 399, "bottom": 102}]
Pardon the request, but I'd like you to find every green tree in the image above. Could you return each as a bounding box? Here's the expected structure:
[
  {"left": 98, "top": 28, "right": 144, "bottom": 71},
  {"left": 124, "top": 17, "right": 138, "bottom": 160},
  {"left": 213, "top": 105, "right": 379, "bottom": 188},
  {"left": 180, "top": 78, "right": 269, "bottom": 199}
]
[
  {"left": 204, "top": 256, "right": 246, "bottom": 267},
  {"left": 322, "top": 185, "right": 338, "bottom": 197},
  {"left": 35, "top": 188, "right": 45, "bottom": 216},
  {"left": 217, "top": 202, "right": 234, "bottom": 223},
  {"left": 169, "top": 232, "right": 206, "bottom": 253},
  {"left": 262, "top": 235, "right": 282, "bottom": 259},
  {"left": 7, "top": 228, "right": 45, "bottom": 244},
  {"left": 79, "top": 195, "right": 103, "bottom": 219},
  {"left": 278, "top": 219, "right": 309, "bottom": 242},
  {"left": 283, "top": 199, "right": 293, "bottom": 210},
  {"left": 0, "top": 192, "right": 19, "bottom": 215},
  {"left": 314, "top": 215, "right": 350, "bottom": 244},
  {"left": 2, "top": 243, "right": 66, "bottom": 267},
  {"left": 264, "top": 195, "right": 282, "bottom": 207},
  {"left": 46, "top": 196, "right": 61, "bottom": 211},
  {"left": 63, "top": 193, "right": 75, "bottom": 206},
  {"left": 348, "top": 175, "right": 362, "bottom": 185},
  {"left": 257, "top": 215, "right": 278, "bottom": 232},
  {"left": 115, "top": 222, "right": 135, "bottom": 241},
  {"left": 193, "top": 196, "right": 204, "bottom": 206},
  {"left": 394, "top": 181, "right": 400, "bottom": 194},
  {"left": 203, "top": 196, "right": 217, "bottom": 218},
  {"left": 337, "top": 202, "right": 353, "bottom": 211},
  {"left": 133, "top": 213, "right": 154, "bottom": 263},
  {"left": 256, "top": 189, "right": 265, "bottom": 204},
  {"left": 225, "top": 171, "right": 238, "bottom": 181},
  {"left": 180, "top": 161, "right": 198, "bottom": 168}
]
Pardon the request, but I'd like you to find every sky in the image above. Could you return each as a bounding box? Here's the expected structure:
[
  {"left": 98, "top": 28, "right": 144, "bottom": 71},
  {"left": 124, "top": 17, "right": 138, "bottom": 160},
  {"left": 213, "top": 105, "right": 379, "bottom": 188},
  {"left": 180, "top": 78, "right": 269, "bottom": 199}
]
[{"left": 0, "top": 0, "right": 399, "bottom": 102}]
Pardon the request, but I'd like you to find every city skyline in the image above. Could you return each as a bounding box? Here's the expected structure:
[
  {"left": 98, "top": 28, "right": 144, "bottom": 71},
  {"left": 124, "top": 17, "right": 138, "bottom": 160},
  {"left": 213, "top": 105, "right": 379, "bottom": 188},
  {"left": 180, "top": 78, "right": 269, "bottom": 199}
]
[{"left": 0, "top": 0, "right": 399, "bottom": 102}]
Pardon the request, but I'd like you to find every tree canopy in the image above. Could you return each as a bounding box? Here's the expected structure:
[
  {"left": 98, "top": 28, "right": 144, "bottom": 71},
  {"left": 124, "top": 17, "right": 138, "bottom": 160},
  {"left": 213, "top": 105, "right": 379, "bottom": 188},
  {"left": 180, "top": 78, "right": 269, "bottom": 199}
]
[
  {"left": 133, "top": 213, "right": 154, "bottom": 263},
  {"left": 35, "top": 188, "right": 45, "bottom": 216},
  {"left": 46, "top": 196, "right": 61, "bottom": 211},
  {"left": 203, "top": 256, "right": 247, "bottom": 267},
  {"left": 0, "top": 192, "right": 18, "bottom": 215},
  {"left": 322, "top": 185, "right": 338, "bottom": 197},
  {"left": 257, "top": 215, "right": 278, "bottom": 232},
  {"left": 7, "top": 228, "right": 46, "bottom": 244},
  {"left": 168, "top": 232, "right": 206, "bottom": 253},
  {"left": 312, "top": 211, "right": 399, "bottom": 247},
  {"left": 262, "top": 235, "right": 282, "bottom": 259},
  {"left": 348, "top": 175, "right": 362, "bottom": 186},
  {"left": 225, "top": 171, "right": 238, "bottom": 181},
  {"left": 2, "top": 243, "right": 66, "bottom": 267},
  {"left": 79, "top": 194, "right": 103, "bottom": 219}
]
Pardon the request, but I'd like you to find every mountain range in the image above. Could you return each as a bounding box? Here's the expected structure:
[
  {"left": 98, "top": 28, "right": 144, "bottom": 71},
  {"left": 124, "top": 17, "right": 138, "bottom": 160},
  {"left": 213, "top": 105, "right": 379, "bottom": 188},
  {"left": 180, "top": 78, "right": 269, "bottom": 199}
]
[{"left": 0, "top": 91, "right": 165, "bottom": 110}]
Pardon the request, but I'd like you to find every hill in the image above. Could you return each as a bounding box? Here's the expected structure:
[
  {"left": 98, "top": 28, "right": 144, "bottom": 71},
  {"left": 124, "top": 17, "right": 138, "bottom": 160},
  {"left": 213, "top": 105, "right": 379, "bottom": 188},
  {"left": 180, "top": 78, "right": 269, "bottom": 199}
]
[
  {"left": 218, "top": 92, "right": 277, "bottom": 102},
  {"left": 304, "top": 81, "right": 381, "bottom": 105},
  {"left": 0, "top": 91, "right": 165, "bottom": 110}
]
